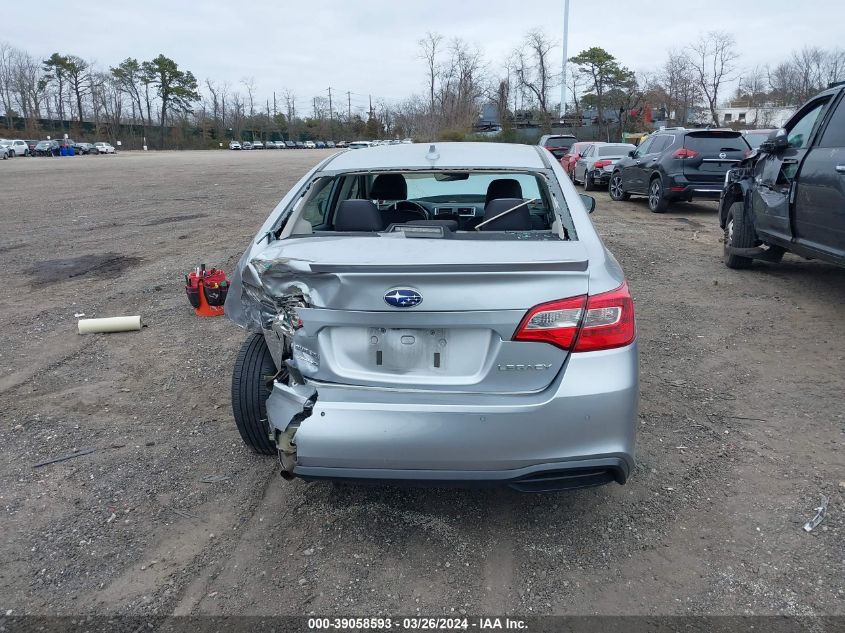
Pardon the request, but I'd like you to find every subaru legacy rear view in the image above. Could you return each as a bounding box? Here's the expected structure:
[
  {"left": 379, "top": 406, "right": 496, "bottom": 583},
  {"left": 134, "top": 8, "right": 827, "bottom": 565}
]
[{"left": 225, "top": 142, "right": 639, "bottom": 492}]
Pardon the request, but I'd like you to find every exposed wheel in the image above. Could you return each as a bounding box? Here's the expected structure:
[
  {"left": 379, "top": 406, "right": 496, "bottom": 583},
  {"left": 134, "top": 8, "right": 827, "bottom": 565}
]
[
  {"left": 648, "top": 177, "right": 669, "bottom": 213},
  {"left": 583, "top": 172, "right": 594, "bottom": 191},
  {"left": 723, "top": 201, "right": 757, "bottom": 269},
  {"left": 609, "top": 173, "right": 629, "bottom": 201},
  {"left": 231, "top": 333, "right": 277, "bottom": 455}
]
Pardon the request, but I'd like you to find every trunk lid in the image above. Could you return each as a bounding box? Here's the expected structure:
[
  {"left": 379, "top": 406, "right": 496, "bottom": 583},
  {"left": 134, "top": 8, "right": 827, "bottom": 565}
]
[
  {"left": 254, "top": 235, "right": 590, "bottom": 393},
  {"left": 681, "top": 130, "right": 749, "bottom": 183}
]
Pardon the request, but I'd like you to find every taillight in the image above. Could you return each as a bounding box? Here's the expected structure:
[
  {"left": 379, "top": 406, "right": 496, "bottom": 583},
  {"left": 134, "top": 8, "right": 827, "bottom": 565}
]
[
  {"left": 513, "top": 295, "right": 586, "bottom": 350},
  {"left": 513, "top": 283, "right": 635, "bottom": 352},
  {"left": 673, "top": 148, "right": 700, "bottom": 159},
  {"left": 594, "top": 159, "right": 612, "bottom": 168},
  {"left": 573, "top": 283, "right": 635, "bottom": 352}
]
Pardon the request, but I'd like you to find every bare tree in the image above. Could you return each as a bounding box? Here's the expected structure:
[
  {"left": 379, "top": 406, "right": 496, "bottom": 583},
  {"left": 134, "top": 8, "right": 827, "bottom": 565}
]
[
  {"left": 655, "top": 49, "right": 701, "bottom": 126},
  {"left": 418, "top": 32, "right": 442, "bottom": 120},
  {"left": 486, "top": 68, "right": 512, "bottom": 131},
  {"left": 436, "top": 38, "right": 485, "bottom": 132},
  {"left": 241, "top": 76, "right": 256, "bottom": 117},
  {"left": 688, "top": 31, "right": 739, "bottom": 126},
  {"left": 513, "top": 29, "right": 557, "bottom": 130}
]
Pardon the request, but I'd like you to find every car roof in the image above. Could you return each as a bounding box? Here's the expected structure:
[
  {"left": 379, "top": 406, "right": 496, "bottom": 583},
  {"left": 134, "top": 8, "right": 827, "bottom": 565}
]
[{"left": 324, "top": 142, "right": 547, "bottom": 172}]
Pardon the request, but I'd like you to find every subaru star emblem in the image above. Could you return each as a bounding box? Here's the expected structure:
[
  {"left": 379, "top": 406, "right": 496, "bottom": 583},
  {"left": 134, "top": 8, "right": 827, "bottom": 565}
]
[
  {"left": 719, "top": 152, "right": 727, "bottom": 159},
  {"left": 384, "top": 288, "right": 422, "bottom": 308}
]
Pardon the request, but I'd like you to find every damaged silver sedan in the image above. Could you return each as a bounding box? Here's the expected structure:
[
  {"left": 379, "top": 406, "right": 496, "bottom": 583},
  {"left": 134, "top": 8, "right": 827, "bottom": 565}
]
[{"left": 226, "top": 142, "right": 638, "bottom": 492}]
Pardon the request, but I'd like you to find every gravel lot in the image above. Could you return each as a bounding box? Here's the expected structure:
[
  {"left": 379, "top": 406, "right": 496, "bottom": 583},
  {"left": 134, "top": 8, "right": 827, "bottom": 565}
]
[{"left": 1, "top": 149, "right": 843, "bottom": 617}]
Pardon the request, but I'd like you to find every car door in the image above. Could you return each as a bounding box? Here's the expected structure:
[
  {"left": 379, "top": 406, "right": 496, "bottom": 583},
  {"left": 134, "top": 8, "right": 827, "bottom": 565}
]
[
  {"left": 640, "top": 135, "right": 672, "bottom": 183},
  {"left": 623, "top": 136, "right": 656, "bottom": 193},
  {"left": 793, "top": 92, "right": 845, "bottom": 259},
  {"left": 575, "top": 145, "right": 593, "bottom": 182},
  {"left": 751, "top": 96, "right": 832, "bottom": 242}
]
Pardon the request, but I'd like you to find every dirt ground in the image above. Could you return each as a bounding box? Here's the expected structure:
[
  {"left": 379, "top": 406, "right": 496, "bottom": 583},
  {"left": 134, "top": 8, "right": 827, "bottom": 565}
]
[{"left": 1, "top": 149, "right": 843, "bottom": 617}]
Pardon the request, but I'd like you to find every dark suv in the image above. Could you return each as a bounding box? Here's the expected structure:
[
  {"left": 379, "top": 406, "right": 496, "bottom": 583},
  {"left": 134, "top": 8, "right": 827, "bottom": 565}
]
[
  {"left": 721, "top": 83, "right": 845, "bottom": 269},
  {"left": 609, "top": 128, "right": 751, "bottom": 213}
]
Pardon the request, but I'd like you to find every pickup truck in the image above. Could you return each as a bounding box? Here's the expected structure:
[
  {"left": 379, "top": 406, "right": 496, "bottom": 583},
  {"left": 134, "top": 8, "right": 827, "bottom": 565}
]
[{"left": 720, "top": 83, "right": 845, "bottom": 269}]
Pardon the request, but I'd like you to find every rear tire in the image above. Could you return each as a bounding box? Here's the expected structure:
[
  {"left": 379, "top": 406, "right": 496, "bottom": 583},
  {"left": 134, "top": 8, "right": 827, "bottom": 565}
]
[
  {"left": 609, "top": 173, "right": 629, "bottom": 201},
  {"left": 648, "top": 177, "right": 669, "bottom": 213},
  {"left": 231, "top": 334, "right": 277, "bottom": 455},
  {"left": 723, "top": 201, "right": 756, "bottom": 269},
  {"left": 583, "top": 172, "right": 594, "bottom": 191}
]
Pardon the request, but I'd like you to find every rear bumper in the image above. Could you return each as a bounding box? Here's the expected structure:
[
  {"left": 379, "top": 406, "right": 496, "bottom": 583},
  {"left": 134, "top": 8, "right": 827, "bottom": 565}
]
[
  {"left": 665, "top": 174, "right": 723, "bottom": 201},
  {"left": 590, "top": 169, "right": 614, "bottom": 184},
  {"left": 297, "top": 456, "right": 630, "bottom": 492},
  {"left": 266, "top": 343, "right": 639, "bottom": 490}
]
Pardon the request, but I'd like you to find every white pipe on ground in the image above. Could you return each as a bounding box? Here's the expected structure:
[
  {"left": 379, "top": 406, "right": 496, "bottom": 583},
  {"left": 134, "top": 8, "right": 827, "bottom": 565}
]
[{"left": 78, "top": 316, "right": 143, "bottom": 334}]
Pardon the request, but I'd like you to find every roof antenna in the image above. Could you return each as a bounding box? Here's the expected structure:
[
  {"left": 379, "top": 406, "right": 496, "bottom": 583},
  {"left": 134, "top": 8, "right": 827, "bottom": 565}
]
[{"left": 426, "top": 144, "right": 439, "bottom": 161}]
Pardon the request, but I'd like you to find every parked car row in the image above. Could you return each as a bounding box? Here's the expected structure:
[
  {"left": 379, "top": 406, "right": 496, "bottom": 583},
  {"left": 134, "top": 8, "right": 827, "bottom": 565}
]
[
  {"left": 553, "top": 129, "right": 752, "bottom": 213},
  {"left": 1, "top": 137, "right": 116, "bottom": 158},
  {"left": 548, "top": 83, "right": 844, "bottom": 272},
  {"left": 227, "top": 139, "right": 413, "bottom": 151},
  {"left": 229, "top": 140, "right": 354, "bottom": 151}
]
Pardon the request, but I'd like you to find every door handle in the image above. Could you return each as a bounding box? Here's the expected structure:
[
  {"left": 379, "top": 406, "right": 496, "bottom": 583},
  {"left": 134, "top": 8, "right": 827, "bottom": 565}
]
[{"left": 836, "top": 165, "right": 845, "bottom": 174}]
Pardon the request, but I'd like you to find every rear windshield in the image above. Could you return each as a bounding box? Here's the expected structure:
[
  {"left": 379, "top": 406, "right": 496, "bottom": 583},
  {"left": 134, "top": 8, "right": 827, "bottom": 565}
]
[
  {"left": 289, "top": 171, "right": 570, "bottom": 241},
  {"left": 544, "top": 137, "right": 575, "bottom": 148},
  {"left": 684, "top": 132, "right": 748, "bottom": 154},
  {"left": 598, "top": 144, "right": 634, "bottom": 156}
]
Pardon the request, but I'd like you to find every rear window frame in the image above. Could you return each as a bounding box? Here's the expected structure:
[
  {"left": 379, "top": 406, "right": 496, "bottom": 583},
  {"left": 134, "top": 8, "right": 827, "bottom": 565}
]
[{"left": 274, "top": 167, "right": 578, "bottom": 241}]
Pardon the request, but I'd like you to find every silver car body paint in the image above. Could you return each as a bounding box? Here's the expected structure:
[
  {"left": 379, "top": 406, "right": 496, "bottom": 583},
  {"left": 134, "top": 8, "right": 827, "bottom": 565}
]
[
  {"left": 226, "top": 142, "right": 638, "bottom": 488},
  {"left": 575, "top": 143, "right": 637, "bottom": 183}
]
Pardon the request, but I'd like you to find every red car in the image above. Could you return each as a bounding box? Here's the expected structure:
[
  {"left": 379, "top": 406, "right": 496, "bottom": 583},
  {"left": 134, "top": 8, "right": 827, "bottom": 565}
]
[{"left": 560, "top": 142, "right": 604, "bottom": 178}]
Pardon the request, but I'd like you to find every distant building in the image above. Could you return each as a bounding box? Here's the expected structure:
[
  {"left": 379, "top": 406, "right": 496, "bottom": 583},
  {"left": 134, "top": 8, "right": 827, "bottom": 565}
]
[{"left": 714, "top": 105, "right": 794, "bottom": 128}]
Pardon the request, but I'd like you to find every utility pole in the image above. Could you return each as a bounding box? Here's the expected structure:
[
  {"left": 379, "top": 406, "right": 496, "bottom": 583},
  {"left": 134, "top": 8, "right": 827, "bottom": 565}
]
[
  {"left": 273, "top": 91, "right": 277, "bottom": 117},
  {"left": 347, "top": 91, "right": 352, "bottom": 121},
  {"left": 313, "top": 97, "right": 317, "bottom": 120},
  {"left": 560, "top": 0, "right": 571, "bottom": 121}
]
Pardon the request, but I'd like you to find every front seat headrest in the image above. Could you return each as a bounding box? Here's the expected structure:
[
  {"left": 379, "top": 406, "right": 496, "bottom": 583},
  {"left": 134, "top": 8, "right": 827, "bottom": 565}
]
[
  {"left": 371, "top": 174, "right": 407, "bottom": 200},
  {"left": 485, "top": 178, "right": 523, "bottom": 205},
  {"left": 334, "top": 200, "right": 384, "bottom": 232},
  {"left": 479, "top": 198, "right": 532, "bottom": 231}
]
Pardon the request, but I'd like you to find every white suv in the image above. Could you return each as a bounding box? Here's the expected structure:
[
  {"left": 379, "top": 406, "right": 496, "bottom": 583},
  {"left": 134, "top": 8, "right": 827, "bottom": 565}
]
[{"left": 6, "top": 139, "right": 29, "bottom": 156}]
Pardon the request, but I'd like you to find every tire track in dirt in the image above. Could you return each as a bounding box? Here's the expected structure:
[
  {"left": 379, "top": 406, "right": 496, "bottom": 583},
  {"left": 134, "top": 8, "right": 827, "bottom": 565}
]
[
  {"left": 480, "top": 490, "right": 517, "bottom": 613},
  {"left": 168, "top": 464, "right": 280, "bottom": 614}
]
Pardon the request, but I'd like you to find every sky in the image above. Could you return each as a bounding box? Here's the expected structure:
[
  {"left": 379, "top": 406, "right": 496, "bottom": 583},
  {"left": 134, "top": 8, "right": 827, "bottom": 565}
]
[{"left": 6, "top": 0, "right": 845, "bottom": 113}]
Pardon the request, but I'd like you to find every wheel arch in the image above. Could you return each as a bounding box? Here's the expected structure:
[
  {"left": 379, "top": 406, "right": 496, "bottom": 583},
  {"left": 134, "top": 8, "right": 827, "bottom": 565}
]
[{"left": 719, "top": 179, "right": 752, "bottom": 229}]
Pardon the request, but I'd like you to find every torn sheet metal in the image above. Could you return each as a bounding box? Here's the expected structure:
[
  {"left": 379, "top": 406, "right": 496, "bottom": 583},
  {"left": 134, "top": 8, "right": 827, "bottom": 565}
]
[
  {"left": 265, "top": 380, "right": 317, "bottom": 433},
  {"left": 802, "top": 495, "right": 829, "bottom": 532}
]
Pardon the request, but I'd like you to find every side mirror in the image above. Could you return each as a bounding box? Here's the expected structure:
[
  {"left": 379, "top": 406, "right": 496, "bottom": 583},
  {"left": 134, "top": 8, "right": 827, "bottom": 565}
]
[
  {"left": 628, "top": 149, "right": 636, "bottom": 157},
  {"left": 759, "top": 128, "right": 788, "bottom": 154},
  {"left": 580, "top": 194, "right": 596, "bottom": 214}
]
